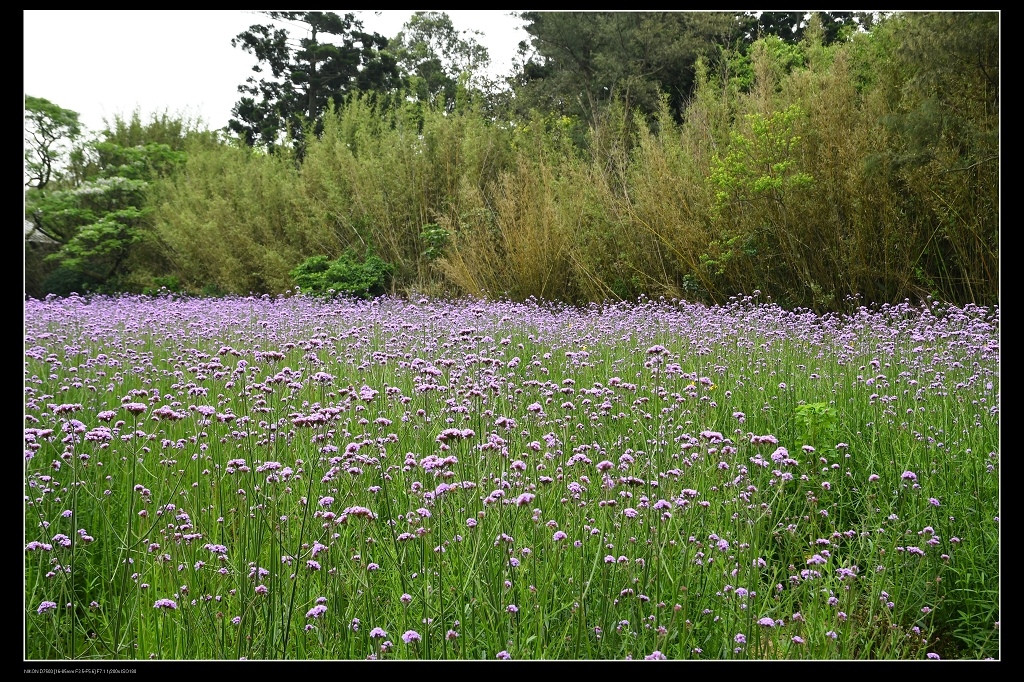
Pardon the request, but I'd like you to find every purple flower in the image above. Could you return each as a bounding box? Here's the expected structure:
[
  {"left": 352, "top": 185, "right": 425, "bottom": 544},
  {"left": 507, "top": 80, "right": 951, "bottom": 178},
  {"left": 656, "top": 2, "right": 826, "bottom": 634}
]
[
  {"left": 734, "top": 633, "right": 746, "bottom": 644},
  {"left": 791, "top": 636, "right": 805, "bottom": 644},
  {"left": 255, "top": 585, "right": 268, "bottom": 595},
  {"left": 553, "top": 531, "right": 568, "bottom": 542},
  {"left": 402, "top": 630, "right": 421, "bottom": 644},
  {"left": 496, "top": 650, "right": 512, "bottom": 659},
  {"left": 506, "top": 604, "right": 519, "bottom": 613},
  {"left": 868, "top": 474, "right": 880, "bottom": 482},
  {"left": 901, "top": 471, "right": 917, "bottom": 482},
  {"left": 153, "top": 598, "right": 178, "bottom": 610},
  {"left": 928, "top": 498, "right": 941, "bottom": 506},
  {"left": 400, "top": 593, "right": 412, "bottom": 604},
  {"left": 306, "top": 604, "right": 327, "bottom": 619},
  {"left": 644, "top": 650, "right": 667, "bottom": 659},
  {"left": 370, "top": 627, "right": 387, "bottom": 639},
  {"left": 926, "top": 652, "right": 941, "bottom": 660},
  {"left": 37, "top": 600, "right": 57, "bottom": 615},
  {"left": 826, "top": 630, "right": 838, "bottom": 640},
  {"left": 757, "top": 617, "right": 775, "bottom": 627}
]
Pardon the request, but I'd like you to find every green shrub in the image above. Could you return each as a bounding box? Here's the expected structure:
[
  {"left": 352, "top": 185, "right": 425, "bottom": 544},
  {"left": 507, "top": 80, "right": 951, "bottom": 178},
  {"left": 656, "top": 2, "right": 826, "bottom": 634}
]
[
  {"left": 141, "top": 275, "right": 182, "bottom": 296},
  {"left": 40, "top": 266, "right": 103, "bottom": 297},
  {"left": 290, "top": 250, "right": 393, "bottom": 298}
]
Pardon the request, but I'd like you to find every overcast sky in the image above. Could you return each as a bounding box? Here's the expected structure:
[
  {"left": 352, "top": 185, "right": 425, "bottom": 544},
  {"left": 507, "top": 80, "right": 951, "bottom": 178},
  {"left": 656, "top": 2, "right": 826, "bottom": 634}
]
[{"left": 23, "top": 10, "right": 528, "bottom": 135}]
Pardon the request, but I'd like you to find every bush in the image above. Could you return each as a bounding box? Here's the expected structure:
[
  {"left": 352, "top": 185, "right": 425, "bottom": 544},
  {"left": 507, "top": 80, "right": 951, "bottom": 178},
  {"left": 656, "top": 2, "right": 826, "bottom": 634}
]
[
  {"left": 289, "top": 250, "right": 393, "bottom": 298},
  {"left": 141, "top": 275, "right": 182, "bottom": 296},
  {"left": 40, "top": 266, "right": 103, "bottom": 298}
]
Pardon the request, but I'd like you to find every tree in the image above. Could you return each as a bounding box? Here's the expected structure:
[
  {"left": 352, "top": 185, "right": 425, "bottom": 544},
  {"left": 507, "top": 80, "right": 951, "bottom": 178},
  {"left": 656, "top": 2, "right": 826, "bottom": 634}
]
[
  {"left": 389, "top": 11, "right": 491, "bottom": 110},
  {"left": 512, "top": 12, "right": 740, "bottom": 125},
  {"left": 735, "top": 11, "right": 866, "bottom": 45},
  {"left": 25, "top": 95, "right": 82, "bottom": 190},
  {"left": 229, "top": 11, "right": 401, "bottom": 152},
  {"left": 25, "top": 108, "right": 193, "bottom": 295}
]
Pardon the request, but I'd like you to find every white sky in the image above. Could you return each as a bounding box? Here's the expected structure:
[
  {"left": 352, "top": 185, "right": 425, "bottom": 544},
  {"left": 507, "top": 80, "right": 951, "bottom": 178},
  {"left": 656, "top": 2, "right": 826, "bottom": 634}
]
[{"left": 23, "top": 10, "right": 528, "bottom": 135}]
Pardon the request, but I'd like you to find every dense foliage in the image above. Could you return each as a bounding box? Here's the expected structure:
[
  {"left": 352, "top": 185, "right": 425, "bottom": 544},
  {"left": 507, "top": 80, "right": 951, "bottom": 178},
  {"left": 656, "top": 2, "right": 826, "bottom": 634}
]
[
  {"left": 228, "top": 11, "right": 400, "bottom": 153},
  {"left": 25, "top": 12, "right": 998, "bottom": 312}
]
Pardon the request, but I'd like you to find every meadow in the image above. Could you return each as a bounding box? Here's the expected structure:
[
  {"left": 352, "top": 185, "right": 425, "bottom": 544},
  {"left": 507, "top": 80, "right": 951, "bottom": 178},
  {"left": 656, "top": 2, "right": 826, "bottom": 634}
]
[{"left": 24, "top": 293, "right": 999, "bottom": 660}]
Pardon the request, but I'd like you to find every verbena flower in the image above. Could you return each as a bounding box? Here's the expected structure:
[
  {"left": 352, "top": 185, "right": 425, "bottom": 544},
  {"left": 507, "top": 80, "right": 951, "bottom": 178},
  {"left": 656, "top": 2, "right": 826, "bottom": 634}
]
[{"left": 402, "top": 630, "right": 421, "bottom": 644}]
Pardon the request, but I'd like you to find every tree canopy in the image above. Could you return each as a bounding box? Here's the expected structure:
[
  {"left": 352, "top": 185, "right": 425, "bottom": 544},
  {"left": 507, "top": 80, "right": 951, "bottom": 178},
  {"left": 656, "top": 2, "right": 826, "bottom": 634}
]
[
  {"left": 25, "top": 95, "right": 82, "bottom": 190},
  {"left": 389, "top": 11, "right": 491, "bottom": 110},
  {"left": 229, "top": 11, "right": 400, "bottom": 152},
  {"left": 512, "top": 12, "right": 742, "bottom": 125}
]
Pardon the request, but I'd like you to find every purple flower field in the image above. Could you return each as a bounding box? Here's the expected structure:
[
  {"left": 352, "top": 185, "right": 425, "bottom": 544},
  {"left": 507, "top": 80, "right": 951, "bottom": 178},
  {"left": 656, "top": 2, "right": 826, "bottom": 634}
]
[{"left": 24, "top": 293, "right": 999, "bottom": 660}]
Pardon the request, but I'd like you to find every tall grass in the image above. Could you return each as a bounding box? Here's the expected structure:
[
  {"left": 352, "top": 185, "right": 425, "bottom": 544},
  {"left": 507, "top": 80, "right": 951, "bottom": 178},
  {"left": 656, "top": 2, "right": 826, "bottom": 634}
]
[{"left": 25, "top": 293, "right": 998, "bottom": 659}]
